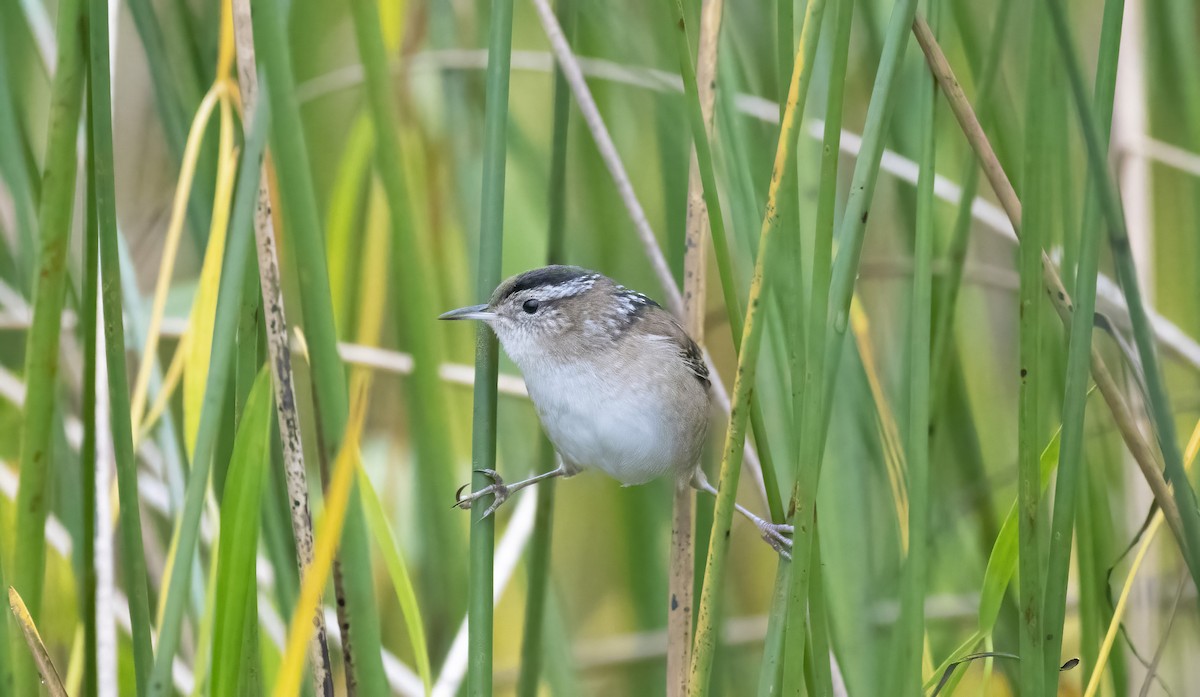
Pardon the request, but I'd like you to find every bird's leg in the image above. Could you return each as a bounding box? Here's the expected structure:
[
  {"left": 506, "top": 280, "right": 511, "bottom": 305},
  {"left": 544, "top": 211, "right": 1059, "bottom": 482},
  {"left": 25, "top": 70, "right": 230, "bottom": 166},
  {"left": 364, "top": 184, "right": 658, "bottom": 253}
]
[
  {"left": 689, "top": 470, "right": 793, "bottom": 559},
  {"left": 453, "top": 464, "right": 568, "bottom": 519}
]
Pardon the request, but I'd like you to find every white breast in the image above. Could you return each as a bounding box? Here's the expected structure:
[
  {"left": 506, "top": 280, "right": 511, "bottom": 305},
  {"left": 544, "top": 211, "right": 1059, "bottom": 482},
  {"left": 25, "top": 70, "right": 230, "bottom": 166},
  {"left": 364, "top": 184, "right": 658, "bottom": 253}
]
[{"left": 519, "top": 347, "right": 700, "bottom": 485}]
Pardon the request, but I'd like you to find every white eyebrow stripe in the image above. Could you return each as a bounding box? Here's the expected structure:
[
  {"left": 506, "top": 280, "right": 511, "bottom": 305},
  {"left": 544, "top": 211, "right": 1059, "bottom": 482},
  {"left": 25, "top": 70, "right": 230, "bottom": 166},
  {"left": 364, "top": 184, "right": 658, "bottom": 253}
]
[{"left": 534, "top": 274, "right": 599, "bottom": 300}]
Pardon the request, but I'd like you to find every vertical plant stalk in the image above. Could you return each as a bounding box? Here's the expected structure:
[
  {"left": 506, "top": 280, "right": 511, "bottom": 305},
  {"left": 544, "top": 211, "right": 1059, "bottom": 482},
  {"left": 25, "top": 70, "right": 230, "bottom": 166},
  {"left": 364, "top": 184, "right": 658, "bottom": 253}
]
[
  {"left": 668, "top": 0, "right": 723, "bottom": 694},
  {"left": 895, "top": 0, "right": 938, "bottom": 689},
  {"left": 1016, "top": 4, "right": 1052, "bottom": 694},
  {"left": 11, "top": 1, "right": 85, "bottom": 693},
  {"left": 518, "top": 1, "right": 574, "bottom": 694},
  {"left": 687, "top": 12, "right": 822, "bottom": 690},
  {"left": 349, "top": 0, "right": 466, "bottom": 623},
  {"left": 669, "top": 0, "right": 787, "bottom": 523},
  {"left": 771, "top": 0, "right": 854, "bottom": 693},
  {"left": 784, "top": 0, "right": 926, "bottom": 689},
  {"left": 230, "top": 1, "right": 334, "bottom": 693},
  {"left": 87, "top": 0, "right": 158, "bottom": 691},
  {"left": 469, "top": 0, "right": 515, "bottom": 693},
  {"left": 910, "top": 16, "right": 1189, "bottom": 563},
  {"left": 251, "top": 0, "right": 392, "bottom": 691},
  {"left": 1041, "top": 0, "right": 1125, "bottom": 679},
  {"left": 7, "top": 588, "right": 67, "bottom": 697},
  {"left": 1043, "top": 0, "right": 1200, "bottom": 590},
  {"left": 82, "top": 82, "right": 100, "bottom": 697}
]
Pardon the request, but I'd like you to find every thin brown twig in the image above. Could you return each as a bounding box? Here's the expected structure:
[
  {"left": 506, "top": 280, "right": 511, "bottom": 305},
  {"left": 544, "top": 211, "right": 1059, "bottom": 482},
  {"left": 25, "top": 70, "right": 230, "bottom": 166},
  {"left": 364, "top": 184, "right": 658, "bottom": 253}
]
[
  {"left": 911, "top": 14, "right": 1185, "bottom": 546},
  {"left": 230, "top": 2, "right": 334, "bottom": 694}
]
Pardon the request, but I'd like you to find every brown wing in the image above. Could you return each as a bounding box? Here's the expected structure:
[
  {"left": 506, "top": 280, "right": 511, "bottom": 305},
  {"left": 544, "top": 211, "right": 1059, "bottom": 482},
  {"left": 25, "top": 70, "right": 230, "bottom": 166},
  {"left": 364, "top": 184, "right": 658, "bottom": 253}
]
[{"left": 635, "top": 304, "right": 711, "bottom": 389}]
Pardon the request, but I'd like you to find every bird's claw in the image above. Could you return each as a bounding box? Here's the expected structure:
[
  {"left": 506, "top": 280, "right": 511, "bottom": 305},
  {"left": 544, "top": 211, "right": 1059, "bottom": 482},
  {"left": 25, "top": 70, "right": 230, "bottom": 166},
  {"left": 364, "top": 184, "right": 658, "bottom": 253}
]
[
  {"left": 756, "top": 520, "right": 794, "bottom": 561},
  {"left": 452, "top": 469, "right": 509, "bottom": 519}
]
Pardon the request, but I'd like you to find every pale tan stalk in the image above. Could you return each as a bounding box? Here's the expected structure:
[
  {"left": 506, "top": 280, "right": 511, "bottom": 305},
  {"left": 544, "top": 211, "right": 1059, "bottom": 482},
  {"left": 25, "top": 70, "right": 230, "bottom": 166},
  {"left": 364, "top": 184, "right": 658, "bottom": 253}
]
[
  {"left": 668, "top": 1, "right": 724, "bottom": 694},
  {"left": 230, "top": 2, "right": 334, "bottom": 693}
]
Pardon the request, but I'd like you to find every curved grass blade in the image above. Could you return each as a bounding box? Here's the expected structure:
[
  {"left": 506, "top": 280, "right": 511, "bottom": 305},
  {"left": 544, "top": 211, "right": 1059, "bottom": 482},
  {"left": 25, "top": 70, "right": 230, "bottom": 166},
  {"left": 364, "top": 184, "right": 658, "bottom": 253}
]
[
  {"left": 356, "top": 466, "right": 433, "bottom": 694},
  {"left": 145, "top": 69, "right": 270, "bottom": 697}
]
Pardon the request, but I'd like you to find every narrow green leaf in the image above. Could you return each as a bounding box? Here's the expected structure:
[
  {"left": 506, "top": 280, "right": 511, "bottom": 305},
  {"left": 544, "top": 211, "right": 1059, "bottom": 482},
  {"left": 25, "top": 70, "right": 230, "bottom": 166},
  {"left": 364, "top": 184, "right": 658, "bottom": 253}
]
[
  {"left": 212, "top": 368, "right": 272, "bottom": 696},
  {"left": 1041, "top": 0, "right": 1124, "bottom": 679},
  {"left": 466, "top": 0, "right": 516, "bottom": 693}
]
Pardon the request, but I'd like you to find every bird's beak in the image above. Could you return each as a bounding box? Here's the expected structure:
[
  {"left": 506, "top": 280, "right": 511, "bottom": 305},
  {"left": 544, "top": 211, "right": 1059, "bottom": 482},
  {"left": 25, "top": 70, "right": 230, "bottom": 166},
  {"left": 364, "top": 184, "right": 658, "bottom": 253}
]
[{"left": 438, "top": 304, "right": 497, "bottom": 321}]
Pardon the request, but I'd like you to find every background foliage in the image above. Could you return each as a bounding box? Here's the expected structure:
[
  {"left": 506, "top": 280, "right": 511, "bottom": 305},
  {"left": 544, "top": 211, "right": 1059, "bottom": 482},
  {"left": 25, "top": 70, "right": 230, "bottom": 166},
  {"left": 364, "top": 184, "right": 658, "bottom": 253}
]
[{"left": 1, "top": 0, "right": 1199, "bottom": 694}]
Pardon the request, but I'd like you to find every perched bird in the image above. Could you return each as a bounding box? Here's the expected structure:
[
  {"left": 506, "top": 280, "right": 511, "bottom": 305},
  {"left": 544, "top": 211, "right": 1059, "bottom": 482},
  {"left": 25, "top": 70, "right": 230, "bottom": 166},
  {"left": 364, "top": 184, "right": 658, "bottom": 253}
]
[{"left": 439, "top": 265, "right": 791, "bottom": 555}]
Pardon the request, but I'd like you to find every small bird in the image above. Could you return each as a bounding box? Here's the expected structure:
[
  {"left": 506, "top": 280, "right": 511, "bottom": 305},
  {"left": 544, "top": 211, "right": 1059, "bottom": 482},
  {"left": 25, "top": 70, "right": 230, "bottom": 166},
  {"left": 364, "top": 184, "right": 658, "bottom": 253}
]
[{"left": 439, "top": 265, "right": 792, "bottom": 555}]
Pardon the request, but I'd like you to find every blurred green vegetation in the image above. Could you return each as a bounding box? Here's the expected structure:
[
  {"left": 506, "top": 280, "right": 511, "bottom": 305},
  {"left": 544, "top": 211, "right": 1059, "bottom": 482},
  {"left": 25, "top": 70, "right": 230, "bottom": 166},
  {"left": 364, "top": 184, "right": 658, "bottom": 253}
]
[{"left": 0, "top": 0, "right": 1199, "bottom": 694}]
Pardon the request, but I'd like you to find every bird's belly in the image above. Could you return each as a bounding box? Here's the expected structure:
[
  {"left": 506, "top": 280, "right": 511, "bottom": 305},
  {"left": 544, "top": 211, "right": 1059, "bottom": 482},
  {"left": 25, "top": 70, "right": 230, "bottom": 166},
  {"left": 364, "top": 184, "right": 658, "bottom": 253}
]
[{"left": 527, "top": 368, "right": 689, "bottom": 485}]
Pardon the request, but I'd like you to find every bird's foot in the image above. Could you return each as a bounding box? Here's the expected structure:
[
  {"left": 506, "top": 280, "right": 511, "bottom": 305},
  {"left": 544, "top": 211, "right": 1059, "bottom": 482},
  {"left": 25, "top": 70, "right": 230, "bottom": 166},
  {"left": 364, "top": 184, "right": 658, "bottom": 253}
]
[
  {"left": 755, "top": 519, "right": 794, "bottom": 561},
  {"left": 453, "top": 469, "right": 510, "bottom": 519}
]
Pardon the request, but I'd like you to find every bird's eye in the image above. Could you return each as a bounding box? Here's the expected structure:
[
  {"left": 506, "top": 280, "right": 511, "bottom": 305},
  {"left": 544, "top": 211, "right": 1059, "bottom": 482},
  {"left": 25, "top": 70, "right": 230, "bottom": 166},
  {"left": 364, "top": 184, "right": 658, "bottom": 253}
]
[{"left": 522, "top": 299, "right": 540, "bottom": 314}]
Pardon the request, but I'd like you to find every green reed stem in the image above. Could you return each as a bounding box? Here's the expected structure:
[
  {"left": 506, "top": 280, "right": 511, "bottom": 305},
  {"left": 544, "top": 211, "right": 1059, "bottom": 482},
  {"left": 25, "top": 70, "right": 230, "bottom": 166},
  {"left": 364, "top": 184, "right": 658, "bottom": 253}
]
[
  {"left": 89, "top": 0, "right": 158, "bottom": 688},
  {"left": 469, "top": 0, "right": 515, "bottom": 693},
  {"left": 687, "top": 3, "right": 826, "bottom": 687},
  {"left": 671, "top": 0, "right": 787, "bottom": 522},
  {"left": 1016, "top": 5, "right": 1053, "bottom": 694},
  {"left": 11, "top": 0, "right": 86, "bottom": 691},
  {"left": 81, "top": 81, "right": 99, "bottom": 697},
  {"left": 894, "top": 0, "right": 937, "bottom": 689},
  {"left": 1041, "top": 0, "right": 1124, "bottom": 682}
]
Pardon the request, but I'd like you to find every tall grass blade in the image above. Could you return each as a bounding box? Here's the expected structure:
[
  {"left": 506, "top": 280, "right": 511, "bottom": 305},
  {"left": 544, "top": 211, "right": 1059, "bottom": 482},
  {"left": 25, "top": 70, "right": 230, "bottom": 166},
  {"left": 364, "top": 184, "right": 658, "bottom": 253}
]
[
  {"left": 86, "top": 0, "right": 161, "bottom": 690},
  {"left": 11, "top": 2, "right": 85, "bottom": 692},
  {"left": 767, "top": 0, "right": 854, "bottom": 691},
  {"left": 1042, "top": 0, "right": 1200, "bottom": 590},
  {"left": 212, "top": 368, "right": 272, "bottom": 695},
  {"left": 467, "top": 0, "right": 515, "bottom": 691},
  {"left": 894, "top": 0, "right": 938, "bottom": 688},
  {"left": 251, "top": 0, "right": 390, "bottom": 689},
  {"left": 1016, "top": 5, "right": 1053, "bottom": 693},
  {"left": 356, "top": 466, "right": 433, "bottom": 694},
  {"left": 81, "top": 79, "right": 100, "bottom": 697},
  {"left": 688, "top": 7, "right": 822, "bottom": 689},
  {"left": 783, "top": 0, "right": 923, "bottom": 687},
  {"left": 1041, "top": 0, "right": 1124, "bottom": 680}
]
